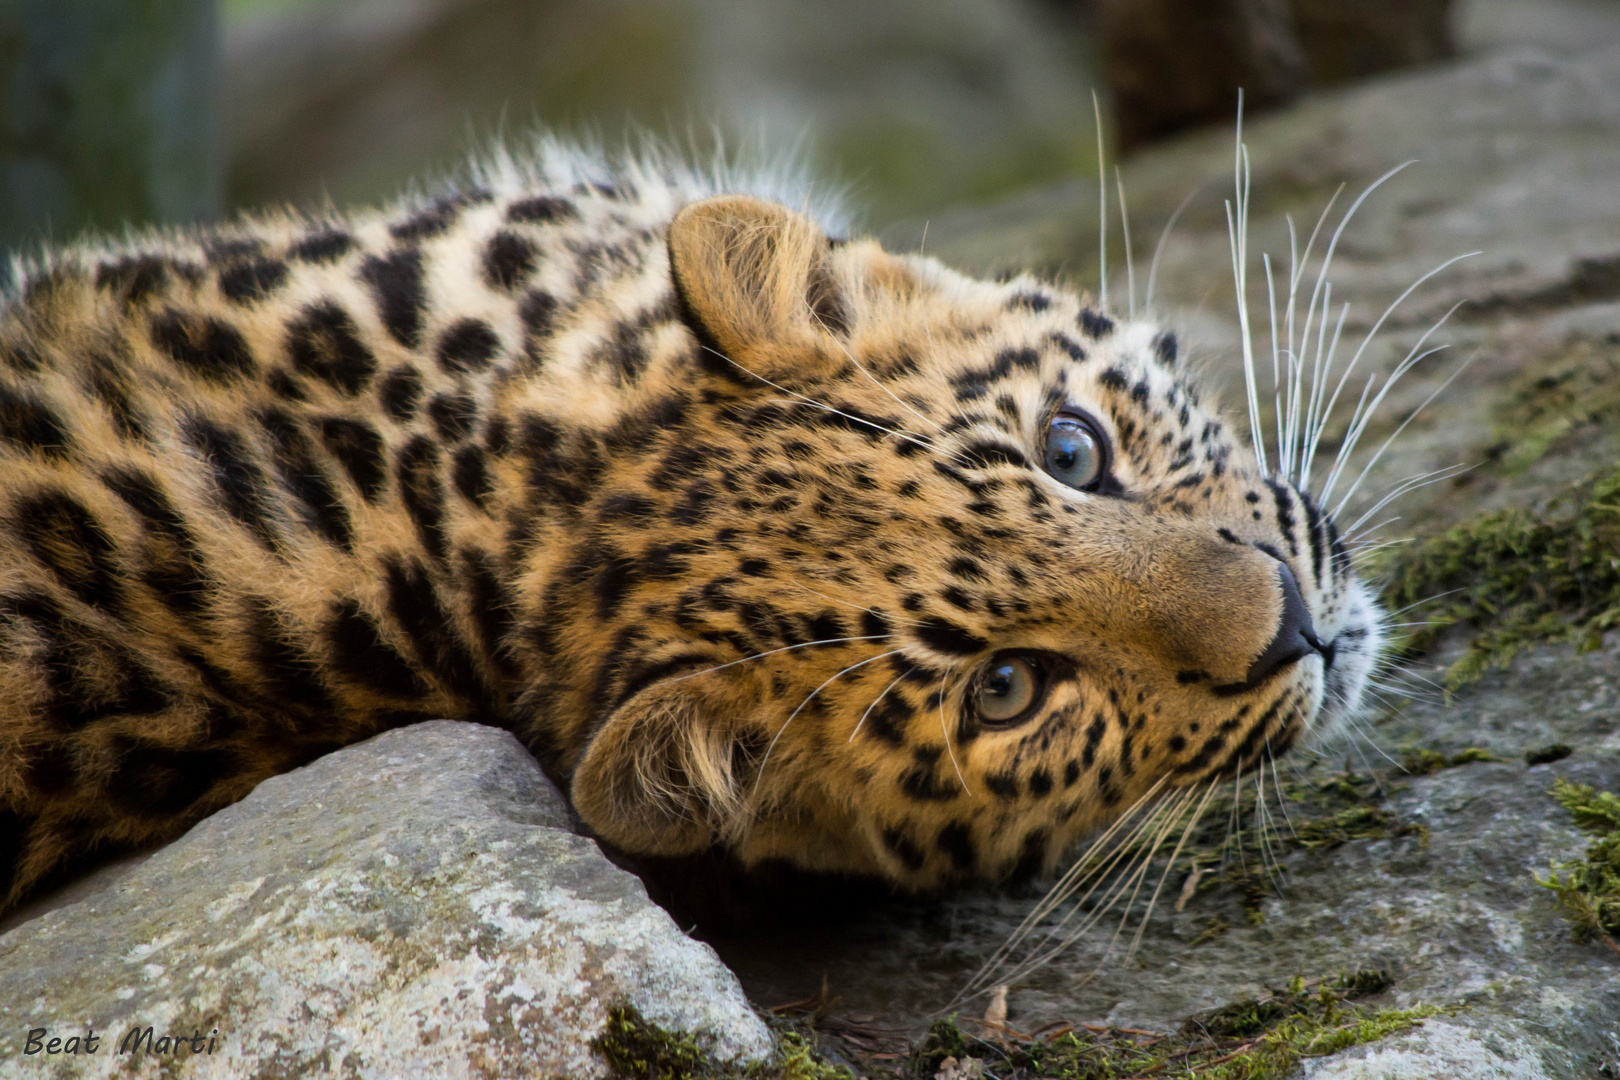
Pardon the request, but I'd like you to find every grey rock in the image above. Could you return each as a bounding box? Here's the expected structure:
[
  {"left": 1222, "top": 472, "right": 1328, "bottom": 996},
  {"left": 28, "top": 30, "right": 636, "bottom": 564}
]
[{"left": 0, "top": 721, "right": 771, "bottom": 1078}]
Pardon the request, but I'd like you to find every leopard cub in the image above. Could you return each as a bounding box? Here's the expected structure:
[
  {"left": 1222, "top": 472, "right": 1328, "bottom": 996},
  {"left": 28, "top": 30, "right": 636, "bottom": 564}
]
[{"left": 0, "top": 147, "right": 1383, "bottom": 913}]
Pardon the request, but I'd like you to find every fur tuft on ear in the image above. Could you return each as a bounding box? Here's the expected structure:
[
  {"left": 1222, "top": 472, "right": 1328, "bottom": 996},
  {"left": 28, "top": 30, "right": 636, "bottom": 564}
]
[
  {"left": 668, "top": 195, "right": 848, "bottom": 382},
  {"left": 570, "top": 678, "right": 752, "bottom": 856}
]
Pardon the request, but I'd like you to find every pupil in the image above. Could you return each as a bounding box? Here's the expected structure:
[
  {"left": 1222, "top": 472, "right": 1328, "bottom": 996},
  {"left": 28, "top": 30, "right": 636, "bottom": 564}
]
[{"left": 1054, "top": 446, "right": 1077, "bottom": 469}]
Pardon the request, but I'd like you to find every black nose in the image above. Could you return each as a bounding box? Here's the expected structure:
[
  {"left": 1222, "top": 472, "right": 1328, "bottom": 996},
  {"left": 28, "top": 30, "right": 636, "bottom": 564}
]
[{"left": 1246, "top": 563, "right": 1326, "bottom": 684}]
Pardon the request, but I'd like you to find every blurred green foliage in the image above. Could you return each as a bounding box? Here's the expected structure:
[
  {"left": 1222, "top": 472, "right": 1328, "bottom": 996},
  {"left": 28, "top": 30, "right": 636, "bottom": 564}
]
[{"left": 0, "top": 0, "right": 221, "bottom": 265}]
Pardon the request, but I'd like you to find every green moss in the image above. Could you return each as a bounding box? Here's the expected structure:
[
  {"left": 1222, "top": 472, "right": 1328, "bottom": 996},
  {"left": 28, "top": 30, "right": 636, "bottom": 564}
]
[
  {"left": 1401, "top": 747, "right": 1500, "bottom": 776},
  {"left": 895, "top": 973, "right": 1443, "bottom": 1079},
  {"left": 592, "top": 1004, "right": 853, "bottom": 1080},
  {"left": 1536, "top": 778, "right": 1620, "bottom": 952},
  {"left": 1487, "top": 337, "right": 1620, "bottom": 476},
  {"left": 1380, "top": 463, "right": 1620, "bottom": 689}
]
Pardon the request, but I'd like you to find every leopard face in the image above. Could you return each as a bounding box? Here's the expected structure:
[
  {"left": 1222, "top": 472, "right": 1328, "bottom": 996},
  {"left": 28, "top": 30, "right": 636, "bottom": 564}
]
[
  {"left": 547, "top": 197, "right": 1384, "bottom": 888},
  {"left": 0, "top": 168, "right": 1383, "bottom": 911}
]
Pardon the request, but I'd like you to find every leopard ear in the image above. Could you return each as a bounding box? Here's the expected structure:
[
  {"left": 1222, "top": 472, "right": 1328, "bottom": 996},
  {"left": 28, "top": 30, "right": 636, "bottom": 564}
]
[
  {"left": 570, "top": 678, "right": 749, "bottom": 856},
  {"left": 668, "top": 195, "right": 849, "bottom": 381}
]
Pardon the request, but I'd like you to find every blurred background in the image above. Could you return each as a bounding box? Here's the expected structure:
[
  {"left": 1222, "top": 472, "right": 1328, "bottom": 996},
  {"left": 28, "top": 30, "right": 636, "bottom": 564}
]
[{"left": 1, "top": 0, "right": 1462, "bottom": 264}]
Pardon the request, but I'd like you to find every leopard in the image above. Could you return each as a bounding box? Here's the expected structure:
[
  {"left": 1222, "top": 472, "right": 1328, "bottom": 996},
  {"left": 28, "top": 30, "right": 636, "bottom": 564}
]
[{"left": 0, "top": 142, "right": 1384, "bottom": 919}]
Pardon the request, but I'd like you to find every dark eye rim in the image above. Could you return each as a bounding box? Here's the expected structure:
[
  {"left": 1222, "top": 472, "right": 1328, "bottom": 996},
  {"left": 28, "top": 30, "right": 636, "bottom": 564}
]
[
  {"left": 971, "top": 651, "right": 1056, "bottom": 730},
  {"left": 1044, "top": 406, "right": 1123, "bottom": 495}
]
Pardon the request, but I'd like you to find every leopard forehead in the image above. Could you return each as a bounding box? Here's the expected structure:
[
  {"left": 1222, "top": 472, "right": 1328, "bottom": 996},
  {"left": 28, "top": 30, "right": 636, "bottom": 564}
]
[{"left": 0, "top": 161, "right": 1381, "bottom": 915}]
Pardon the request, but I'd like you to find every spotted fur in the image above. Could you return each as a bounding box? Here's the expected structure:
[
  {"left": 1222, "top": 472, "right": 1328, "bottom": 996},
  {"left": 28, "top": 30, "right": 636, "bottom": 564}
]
[{"left": 0, "top": 147, "right": 1383, "bottom": 912}]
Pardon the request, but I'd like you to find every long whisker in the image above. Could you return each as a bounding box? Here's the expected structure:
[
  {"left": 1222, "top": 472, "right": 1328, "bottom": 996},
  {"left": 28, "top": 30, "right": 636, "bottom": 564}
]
[
  {"left": 1125, "top": 778, "right": 1220, "bottom": 959},
  {"left": 753, "top": 649, "right": 904, "bottom": 791},
  {"left": 655, "top": 635, "right": 896, "bottom": 689},
  {"left": 815, "top": 312, "right": 947, "bottom": 437},
  {"left": 955, "top": 777, "right": 1171, "bottom": 1005},
  {"left": 939, "top": 669, "right": 971, "bottom": 796},
  {"left": 1146, "top": 186, "right": 1200, "bottom": 313},
  {"left": 850, "top": 672, "right": 907, "bottom": 742},
  {"left": 699, "top": 342, "right": 938, "bottom": 453},
  {"left": 1094, "top": 90, "right": 1109, "bottom": 312},
  {"left": 1116, "top": 165, "right": 1136, "bottom": 320}
]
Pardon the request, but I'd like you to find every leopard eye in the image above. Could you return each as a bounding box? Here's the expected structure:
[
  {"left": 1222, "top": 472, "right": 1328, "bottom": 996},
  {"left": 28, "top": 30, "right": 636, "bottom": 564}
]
[
  {"left": 975, "top": 655, "right": 1046, "bottom": 726},
  {"left": 1044, "top": 412, "right": 1106, "bottom": 490}
]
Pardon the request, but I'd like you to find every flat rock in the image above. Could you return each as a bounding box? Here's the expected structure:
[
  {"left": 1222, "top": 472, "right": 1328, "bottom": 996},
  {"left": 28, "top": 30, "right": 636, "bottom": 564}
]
[{"left": 0, "top": 720, "right": 771, "bottom": 1078}]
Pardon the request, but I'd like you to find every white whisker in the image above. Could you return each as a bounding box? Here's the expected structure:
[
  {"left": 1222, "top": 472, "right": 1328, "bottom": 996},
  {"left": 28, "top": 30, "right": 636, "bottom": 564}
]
[
  {"left": 1116, "top": 165, "right": 1136, "bottom": 320},
  {"left": 753, "top": 649, "right": 904, "bottom": 791}
]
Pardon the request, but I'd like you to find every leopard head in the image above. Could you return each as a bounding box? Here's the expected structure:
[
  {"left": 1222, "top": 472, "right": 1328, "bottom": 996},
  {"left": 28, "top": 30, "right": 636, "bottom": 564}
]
[{"left": 543, "top": 195, "right": 1383, "bottom": 888}]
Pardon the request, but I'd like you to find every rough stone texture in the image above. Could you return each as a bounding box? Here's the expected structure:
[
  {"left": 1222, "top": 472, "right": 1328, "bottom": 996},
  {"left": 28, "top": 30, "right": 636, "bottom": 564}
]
[{"left": 0, "top": 721, "right": 771, "bottom": 1078}]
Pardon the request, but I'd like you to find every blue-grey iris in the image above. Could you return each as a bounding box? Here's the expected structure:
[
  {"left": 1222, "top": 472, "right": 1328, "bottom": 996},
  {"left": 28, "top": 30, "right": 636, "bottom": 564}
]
[{"left": 1044, "top": 413, "right": 1104, "bottom": 489}]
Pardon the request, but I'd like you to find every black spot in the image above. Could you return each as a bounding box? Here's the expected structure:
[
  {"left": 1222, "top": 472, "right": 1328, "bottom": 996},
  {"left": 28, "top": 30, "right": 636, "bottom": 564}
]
[
  {"left": 937, "top": 821, "right": 976, "bottom": 871},
  {"left": 1098, "top": 367, "right": 1128, "bottom": 392},
  {"left": 899, "top": 756, "right": 961, "bottom": 802},
  {"left": 218, "top": 257, "right": 289, "bottom": 304},
  {"left": 284, "top": 301, "right": 377, "bottom": 395},
  {"left": 1064, "top": 759, "right": 1081, "bottom": 787},
  {"left": 452, "top": 444, "right": 493, "bottom": 508},
  {"left": 985, "top": 770, "right": 1020, "bottom": 800},
  {"left": 1028, "top": 768, "right": 1053, "bottom": 796},
  {"left": 460, "top": 546, "right": 516, "bottom": 676},
  {"left": 520, "top": 290, "right": 558, "bottom": 341},
  {"left": 961, "top": 442, "right": 1028, "bottom": 470},
  {"left": 395, "top": 436, "right": 448, "bottom": 561},
  {"left": 289, "top": 229, "right": 354, "bottom": 263},
  {"left": 324, "top": 599, "right": 428, "bottom": 699},
  {"left": 1153, "top": 330, "right": 1179, "bottom": 366},
  {"left": 95, "top": 255, "right": 170, "bottom": 306},
  {"left": 383, "top": 556, "right": 488, "bottom": 705},
  {"left": 436, "top": 318, "right": 500, "bottom": 374},
  {"left": 913, "top": 616, "right": 987, "bottom": 657},
  {"left": 484, "top": 231, "right": 539, "bottom": 290},
  {"left": 1078, "top": 309, "right": 1115, "bottom": 338},
  {"left": 427, "top": 392, "right": 478, "bottom": 442},
  {"left": 378, "top": 365, "right": 424, "bottom": 423},
  {"left": 863, "top": 694, "right": 911, "bottom": 746},
  {"left": 150, "top": 309, "right": 256, "bottom": 382},
  {"left": 1009, "top": 291, "right": 1051, "bottom": 312},
  {"left": 318, "top": 417, "right": 388, "bottom": 503},
  {"left": 738, "top": 557, "right": 770, "bottom": 577},
  {"left": 246, "top": 596, "right": 335, "bottom": 719},
  {"left": 266, "top": 368, "right": 306, "bottom": 401},
  {"left": 359, "top": 248, "right": 426, "bottom": 348},
  {"left": 507, "top": 196, "right": 579, "bottom": 224},
  {"left": 260, "top": 407, "right": 354, "bottom": 551},
  {"left": 106, "top": 737, "right": 229, "bottom": 818},
  {"left": 181, "top": 416, "right": 280, "bottom": 549},
  {"left": 13, "top": 491, "right": 125, "bottom": 614},
  {"left": 1008, "top": 828, "right": 1050, "bottom": 884},
  {"left": 861, "top": 609, "right": 891, "bottom": 638},
  {"left": 390, "top": 195, "right": 468, "bottom": 241},
  {"left": 883, "top": 826, "right": 926, "bottom": 872},
  {"left": 102, "top": 467, "right": 211, "bottom": 615},
  {"left": 594, "top": 550, "right": 642, "bottom": 619},
  {"left": 0, "top": 385, "right": 70, "bottom": 458}
]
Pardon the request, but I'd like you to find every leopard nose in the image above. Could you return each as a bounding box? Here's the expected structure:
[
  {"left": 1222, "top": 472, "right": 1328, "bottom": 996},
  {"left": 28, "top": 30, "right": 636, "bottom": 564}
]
[{"left": 1246, "top": 563, "right": 1324, "bottom": 684}]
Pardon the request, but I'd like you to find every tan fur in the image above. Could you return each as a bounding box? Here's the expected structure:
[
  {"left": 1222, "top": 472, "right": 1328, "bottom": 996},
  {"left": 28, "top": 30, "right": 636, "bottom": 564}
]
[{"left": 0, "top": 157, "right": 1384, "bottom": 911}]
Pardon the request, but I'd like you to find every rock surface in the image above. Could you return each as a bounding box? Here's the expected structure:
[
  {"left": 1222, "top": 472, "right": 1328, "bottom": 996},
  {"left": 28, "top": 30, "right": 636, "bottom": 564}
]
[{"left": 0, "top": 721, "right": 771, "bottom": 1079}]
